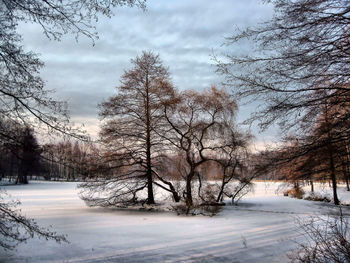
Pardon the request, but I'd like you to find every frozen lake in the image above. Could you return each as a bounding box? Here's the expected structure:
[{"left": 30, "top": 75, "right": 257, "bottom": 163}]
[{"left": 1, "top": 181, "right": 349, "bottom": 262}]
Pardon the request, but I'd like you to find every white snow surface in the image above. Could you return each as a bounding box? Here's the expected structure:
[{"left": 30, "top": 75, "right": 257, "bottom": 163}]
[{"left": 1, "top": 181, "right": 350, "bottom": 263}]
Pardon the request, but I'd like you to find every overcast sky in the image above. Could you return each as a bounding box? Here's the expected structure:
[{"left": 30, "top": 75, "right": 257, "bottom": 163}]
[{"left": 18, "top": 0, "right": 276, "bottom": 148}]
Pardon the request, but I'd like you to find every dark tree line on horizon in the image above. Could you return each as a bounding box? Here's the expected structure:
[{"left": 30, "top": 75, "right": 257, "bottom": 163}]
[{"left": 0, "top": 124, "right": 98, "bottom": 183}]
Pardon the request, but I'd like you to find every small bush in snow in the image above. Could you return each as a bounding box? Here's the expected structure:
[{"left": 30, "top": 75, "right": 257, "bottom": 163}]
[
  {"left": 171, "top": 198, "right": 223, "bottom": 216},
  {"left": 304, "top": 193, "right": 331, "bottom": 203},
  {"left": 289, "top": 209, "right": 350, "bottom": 263},
  {"left": 172, "top": 184, "right": 222, "bottom": 219},
  {"left": 284, "top": 185, "right": 305, "bottom": 199}
]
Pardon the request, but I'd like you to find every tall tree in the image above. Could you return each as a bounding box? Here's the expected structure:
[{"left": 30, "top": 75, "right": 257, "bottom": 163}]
[{"left": 80, "top": 51, "right": 175, "bottom": 206}]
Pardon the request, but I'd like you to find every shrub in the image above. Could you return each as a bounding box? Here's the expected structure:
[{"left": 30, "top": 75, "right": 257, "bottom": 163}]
[
  {"left": 289, "top": 209, "right": 350, "bottom": 263},
  {"left": 171, "top": 201, "right": 223, "bottom": 216},
  {"left": 284, "top": 185, "right": 305, "bottom": 199},
  {"left": 304, "top": 193, "right": 331, "bottom": 203},
  {"left": 171, "top": 184, "right": 223, "bottom": 216}
]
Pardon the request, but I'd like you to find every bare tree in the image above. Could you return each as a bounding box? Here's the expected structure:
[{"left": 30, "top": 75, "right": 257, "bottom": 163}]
[
  {"left": 160, "top": 86, "right": 247, "bottom": 207},
  {"left": 79, "top": 51, "right": 176, "bottom": 206}
]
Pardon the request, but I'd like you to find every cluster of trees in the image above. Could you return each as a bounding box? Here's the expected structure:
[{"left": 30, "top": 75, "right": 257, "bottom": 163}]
[
  {"left": 264, "top": 98, "right": 350, "bottom": 205},
  {"left": 0, "top": 124, "right": 100, "bottom": 183},
  {"left": 218, "top": 0, "right": 350, "bottom": 205},
  {"left": 41, "top": 140, "right": 99, "bottom": 181},
  {"left": 0, "top": 122, "right": 41, "bottom": 184},
  {"left": 79, "top": 51, "right": 253, "bottom": 212}
]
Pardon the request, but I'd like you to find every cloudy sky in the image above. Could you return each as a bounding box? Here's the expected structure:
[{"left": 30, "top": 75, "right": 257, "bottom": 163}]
[{"left": 18, "top": 0, "right": 276, "bottom": 149}]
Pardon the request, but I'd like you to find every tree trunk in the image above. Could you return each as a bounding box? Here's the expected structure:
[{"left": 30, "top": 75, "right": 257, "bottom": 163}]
[
  {"left": 172, "top": 191, "right": 180, "bottom": 202},
  {"left": 185, "top": 173, "right": 193, "bottom": 207},
  {"left": 145, "top": 75, "right": 155, "bottom": 205},
  {"left": 146, "top": 160, "right": 155, "bottom": 204},
  {"left": 324, "top": 103, "right": 339, "bottom": 205},
  {"left": 17, "top": 170, "right": 28, "bottom": 184},
  {"left": 342, "top": 163, "right": 350, "bottom": 191},
  {"left": 310, "top": 180, "right": 314, "bottom": 193},
  {"left": 329, "top": 150, "right": 340, "bottom": 205},
  {"left": 217, "top": 181, "right": 227, "bottom": 203},
  {"left": 345, "top": 145, "right": 350, "bottom": 191},
  {"left": 9, "top": 154, "right": 14, "bottom": 182}
]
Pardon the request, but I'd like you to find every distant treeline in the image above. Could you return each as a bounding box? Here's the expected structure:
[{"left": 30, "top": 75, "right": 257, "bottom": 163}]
[
  {"left": 0, "top": 125, "right": 96, "bottom": 182},
  {"left": 0, "top": 125, "right": 253, "bottom": 184}
]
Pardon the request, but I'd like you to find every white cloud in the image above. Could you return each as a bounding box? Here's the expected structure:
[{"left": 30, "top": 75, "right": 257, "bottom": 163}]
[{"left": 17, "top": 0, "right": 274, "bottom": 144}]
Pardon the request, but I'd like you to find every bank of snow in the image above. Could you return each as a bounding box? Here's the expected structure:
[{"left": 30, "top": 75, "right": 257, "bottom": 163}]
[{"left": 1, "top": 181, "right": 350, "bottom": 263}]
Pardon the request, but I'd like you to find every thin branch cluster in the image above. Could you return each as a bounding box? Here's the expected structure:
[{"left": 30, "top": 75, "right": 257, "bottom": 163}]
[{"left": 0, "top": 190, "right": 67, "bottom": 250}]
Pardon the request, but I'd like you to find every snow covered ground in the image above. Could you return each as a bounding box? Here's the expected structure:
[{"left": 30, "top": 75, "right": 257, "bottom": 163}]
[{"left": 1, "top": 181, "right": 350, "bottom": 263}]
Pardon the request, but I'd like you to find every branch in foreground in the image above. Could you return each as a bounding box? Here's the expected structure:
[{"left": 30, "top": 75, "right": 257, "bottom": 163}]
[{"left": 0, "top": 190, "right": 68, "bottom": 250}]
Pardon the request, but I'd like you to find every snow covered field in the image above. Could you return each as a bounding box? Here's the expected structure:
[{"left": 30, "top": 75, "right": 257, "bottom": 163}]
[{"left": 1, "top": 181, "right": 350, "bottom": 263}]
